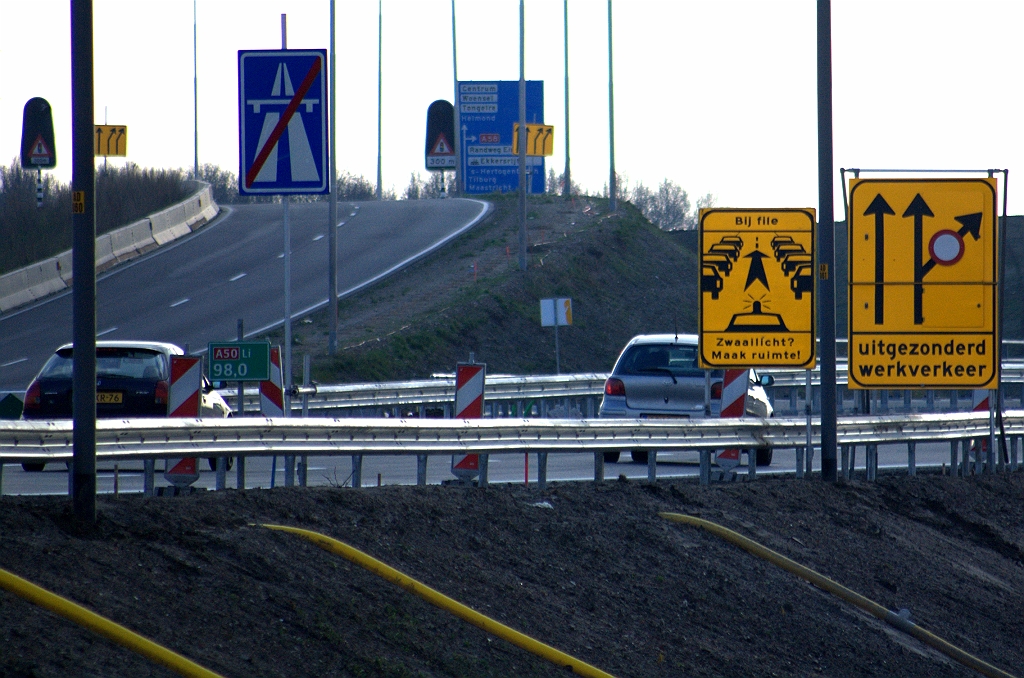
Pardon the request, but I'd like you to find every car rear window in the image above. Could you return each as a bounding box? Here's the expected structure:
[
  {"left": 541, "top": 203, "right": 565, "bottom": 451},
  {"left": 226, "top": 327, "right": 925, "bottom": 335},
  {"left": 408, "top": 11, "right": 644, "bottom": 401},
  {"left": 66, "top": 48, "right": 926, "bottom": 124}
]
[
  {"left": 615, "top": 344, "right": 706, "bottom": 378},
  {"left": 39, "top": 348, "right": 168, "bottom": 380}
]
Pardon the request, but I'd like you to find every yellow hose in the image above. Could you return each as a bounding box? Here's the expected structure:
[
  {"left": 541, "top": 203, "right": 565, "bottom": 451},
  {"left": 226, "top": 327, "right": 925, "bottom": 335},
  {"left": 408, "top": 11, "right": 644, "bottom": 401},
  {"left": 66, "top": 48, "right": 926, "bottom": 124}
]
[
  {"left": 660, "top": 512, "right": 1017, "bottom": 678},
  {"left": 0, "top": 567, "right": 224, "bottom": 678},
  {"left": 261, "top": 523, "right": 616, "bottom": 678}
]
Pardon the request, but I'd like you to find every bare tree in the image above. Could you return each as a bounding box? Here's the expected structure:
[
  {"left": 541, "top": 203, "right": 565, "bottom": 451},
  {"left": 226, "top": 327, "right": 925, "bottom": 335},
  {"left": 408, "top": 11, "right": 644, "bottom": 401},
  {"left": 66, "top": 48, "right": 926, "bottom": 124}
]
[{"left": 629, "top": 178, "right": 690, "bottom": 231}]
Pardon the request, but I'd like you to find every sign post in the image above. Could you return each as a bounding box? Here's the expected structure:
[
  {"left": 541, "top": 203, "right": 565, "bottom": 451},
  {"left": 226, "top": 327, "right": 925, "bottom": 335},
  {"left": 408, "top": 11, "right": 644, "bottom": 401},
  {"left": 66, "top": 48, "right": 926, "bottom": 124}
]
[
  {"left": 457, "top": 80, "right": 545, "bottom": 194},
  {"left": 451, "top": 362, "right": 486, "bottom": 483},
  {"left": 698, "top": 208, "right": 817, "bottom": 370},
  {"left": 540, "top": 298, "right": 572, "bottom": 374},
  {"left": 21, "top": 97, "right": 57, "bottom": 208},
  {"left": 208, "top": 342, "right": 271, "bottom": 382},
  {"left": 239, "top": 44, "right": 330, "bottom": 420},
  {"left": 846, "top": 178, "right": 998, "bottom": 390}
]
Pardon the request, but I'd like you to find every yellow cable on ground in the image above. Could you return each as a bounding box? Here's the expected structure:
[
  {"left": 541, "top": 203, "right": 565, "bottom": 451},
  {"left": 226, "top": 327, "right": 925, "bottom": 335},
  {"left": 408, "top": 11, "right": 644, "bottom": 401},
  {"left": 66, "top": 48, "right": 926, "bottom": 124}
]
[
  {"left": 261, "top": 523, "right": 616, "bottom": 678},
  {"left": 0, "top": 567, "right": 224, "bottom": 678},
  {"left": 659, "top": 512, "right": 1017, "bottom": 678}
]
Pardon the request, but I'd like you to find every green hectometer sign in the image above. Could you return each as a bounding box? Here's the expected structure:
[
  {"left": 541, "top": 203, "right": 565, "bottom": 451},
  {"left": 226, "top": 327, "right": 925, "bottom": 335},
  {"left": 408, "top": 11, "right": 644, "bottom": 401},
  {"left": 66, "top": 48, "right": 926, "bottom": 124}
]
[{"left": 207, "top": 342, "right": 270, "bottom": 381}]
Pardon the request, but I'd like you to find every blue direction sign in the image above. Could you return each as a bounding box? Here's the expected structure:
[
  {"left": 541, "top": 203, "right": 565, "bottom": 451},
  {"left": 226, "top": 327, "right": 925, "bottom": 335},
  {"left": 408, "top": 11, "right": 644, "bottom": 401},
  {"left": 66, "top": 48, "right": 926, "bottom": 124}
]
[
  {"left": 238, "top": 49, "right": 329, "bottom": 195},
  {"left": 458, "top": 81, "right": 544, "bottom": 194}
]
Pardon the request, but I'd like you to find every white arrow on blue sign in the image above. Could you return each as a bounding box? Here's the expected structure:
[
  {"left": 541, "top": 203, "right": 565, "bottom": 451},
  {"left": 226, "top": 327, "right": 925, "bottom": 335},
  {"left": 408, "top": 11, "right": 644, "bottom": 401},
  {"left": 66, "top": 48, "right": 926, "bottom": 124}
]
[{"left": 238, "top": 49, "right": 329, "bottom": 195}]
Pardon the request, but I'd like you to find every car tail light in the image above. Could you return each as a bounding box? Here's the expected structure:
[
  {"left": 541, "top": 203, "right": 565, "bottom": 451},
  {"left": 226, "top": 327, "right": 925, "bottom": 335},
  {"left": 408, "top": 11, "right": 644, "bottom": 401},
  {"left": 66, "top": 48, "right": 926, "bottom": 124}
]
[
  {"left": 155, "top": 380, "right": 168, "bottom": 405},
  {"left": 604, "top": 378, "right": 625, "bottom": 396},
  {"left": 23, "top": 381, "right": 42, "bottom": 412},
  {"left": 710, "top": 381, "right": 723, "bottom": 400}
]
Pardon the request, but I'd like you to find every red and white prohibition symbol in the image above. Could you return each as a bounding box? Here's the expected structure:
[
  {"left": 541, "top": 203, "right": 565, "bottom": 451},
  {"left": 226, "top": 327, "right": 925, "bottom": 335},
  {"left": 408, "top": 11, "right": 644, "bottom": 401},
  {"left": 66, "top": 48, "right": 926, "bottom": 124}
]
[
  {"left": 452, "top": 363, "right": 486, "bottom": 478},
  {"left": 715, "top": 369, "right": 749, "bottom": 470},
  {"left": 929, "top": 230, "right": 965, "bottom": 266}
]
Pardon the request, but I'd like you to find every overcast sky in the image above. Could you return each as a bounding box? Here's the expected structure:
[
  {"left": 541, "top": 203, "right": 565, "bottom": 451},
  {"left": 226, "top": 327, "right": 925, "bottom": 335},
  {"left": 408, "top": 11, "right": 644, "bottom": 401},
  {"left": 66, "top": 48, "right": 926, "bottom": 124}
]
[{"left": 1, "top": 0, "right": 1021, "bottom": 215}]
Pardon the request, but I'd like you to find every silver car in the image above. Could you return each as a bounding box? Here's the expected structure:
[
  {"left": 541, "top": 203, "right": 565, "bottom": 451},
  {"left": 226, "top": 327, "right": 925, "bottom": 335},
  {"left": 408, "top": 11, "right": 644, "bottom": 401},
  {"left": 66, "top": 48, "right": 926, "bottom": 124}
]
[{"left": 598, "top": 334, "right": 774, "bottom": 465}]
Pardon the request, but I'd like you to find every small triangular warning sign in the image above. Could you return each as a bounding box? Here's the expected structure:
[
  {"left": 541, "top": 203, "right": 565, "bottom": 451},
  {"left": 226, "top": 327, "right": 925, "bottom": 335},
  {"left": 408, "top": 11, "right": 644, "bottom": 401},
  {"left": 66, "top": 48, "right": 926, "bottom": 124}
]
[
  {"left": 429, "top": 134, "right": 453, "bottom": 156},
  {"left": 29, "top": 135, "right": 51, "bottom": 160}
]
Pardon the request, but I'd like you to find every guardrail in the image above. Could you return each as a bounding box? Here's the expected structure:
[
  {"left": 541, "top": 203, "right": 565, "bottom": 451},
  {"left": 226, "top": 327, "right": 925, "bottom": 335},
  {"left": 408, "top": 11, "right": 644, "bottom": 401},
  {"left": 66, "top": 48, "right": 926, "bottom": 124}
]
[
  {"left": 0, "top": 181, "right": 218, "bottom": 313},
  {"left": 220, "top": 364, "right": 1024, "bottom": 418},
  {"left": 2, "top": 411, "right": 1020, "bottom": 491}
]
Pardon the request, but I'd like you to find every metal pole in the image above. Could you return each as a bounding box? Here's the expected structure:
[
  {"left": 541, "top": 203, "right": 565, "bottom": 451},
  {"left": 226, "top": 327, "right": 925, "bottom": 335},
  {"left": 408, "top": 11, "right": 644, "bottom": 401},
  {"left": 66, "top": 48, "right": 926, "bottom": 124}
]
[
  {"left": 377, "top": 0, "right": 384, "bottom": 199},
  {"left": 451, "top": 0, "right": 461, "bottom": 195},
  {"left": 282, "top": 15, "right": 293, "bottom": 414},
  {"left": 236, "top": 319, "right": 245, "bottom": 489},
  {"left": 517, "top": 0, "right": 528, "bottom": 271},
  {"left": 606, "top": 0, "right": 616, "bottom": 211},
  {"left": 816, "top": 0, "right": 838, "bottom": 481},
  {"left": 328, "top": 0, "right": 339, "bottom": 355},
  {"left": 71, "top": 0, "right": 97, "bottom": 523},
  {"left": 193, "top": 0, "right": 199, "bottom": 179},
  {"left": 562, "top": 0, "right": 571, "bottom": 198}
]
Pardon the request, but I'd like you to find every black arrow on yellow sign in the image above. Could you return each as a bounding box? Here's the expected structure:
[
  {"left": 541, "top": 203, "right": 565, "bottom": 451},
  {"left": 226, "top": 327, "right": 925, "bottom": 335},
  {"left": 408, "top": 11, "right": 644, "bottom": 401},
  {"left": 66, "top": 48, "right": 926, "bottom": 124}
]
[{"left": 863, "top": 194, "right": 895, "bottom": 324}]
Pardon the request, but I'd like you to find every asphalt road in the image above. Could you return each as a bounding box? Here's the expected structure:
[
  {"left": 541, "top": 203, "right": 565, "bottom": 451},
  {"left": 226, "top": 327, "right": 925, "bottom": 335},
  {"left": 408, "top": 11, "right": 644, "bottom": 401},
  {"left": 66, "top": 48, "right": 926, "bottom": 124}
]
[
  {"left": 0, "top": 198, "right": 490, "bottom": 392},
  {"left": 0, "top": 440, "right": 973, "bottom": 496}
]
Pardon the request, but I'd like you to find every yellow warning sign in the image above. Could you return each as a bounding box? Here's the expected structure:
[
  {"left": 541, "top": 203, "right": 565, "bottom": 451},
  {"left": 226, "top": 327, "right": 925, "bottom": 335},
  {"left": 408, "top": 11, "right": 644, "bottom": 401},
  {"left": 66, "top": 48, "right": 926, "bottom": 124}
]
[
  {"left": 94, "top": 125, "right": 127, "bottom": 157},
  {"left": 698, "top": 208, "right": 816, "bottom": 369},
  {"left": 847, "top": 178, "right": 998, "bottom": 389}
]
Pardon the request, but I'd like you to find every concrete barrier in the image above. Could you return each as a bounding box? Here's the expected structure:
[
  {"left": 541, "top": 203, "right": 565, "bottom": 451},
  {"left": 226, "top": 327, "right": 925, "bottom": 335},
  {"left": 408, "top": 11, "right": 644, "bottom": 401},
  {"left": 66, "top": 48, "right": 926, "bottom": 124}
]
[
  {"left": 24, "top": 259, "right": 65, "bottom": 301},
  {"left": 150, "top": 203, "right": 191, "bottom": 245},
  {"left": 0, "top": 269, "right": 33, "bottom": 313},
  {"left": 56, "top": 251, "right": 73, "bottom": 285},
  {"left": 111, "top": 218, "right": 156, "bottom": 263},
  {"left": 0, "top": 182, "right": 219, "bottom": 313}
]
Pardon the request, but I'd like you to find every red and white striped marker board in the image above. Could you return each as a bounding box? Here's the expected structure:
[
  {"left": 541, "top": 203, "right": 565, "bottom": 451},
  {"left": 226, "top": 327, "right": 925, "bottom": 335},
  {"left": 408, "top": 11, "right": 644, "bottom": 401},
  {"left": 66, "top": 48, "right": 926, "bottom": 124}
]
[
  {"left": 715, "top": 369, "right": 749, "bottom": 470},
  {"left": 165, "top": 355, "right": 201, "bottom": 487},
  {"left": 451, "top": 362, "right": 485, "bottom": 478},
  {"left": 260, "top": 347, "right": 284, "bottom": 417}
]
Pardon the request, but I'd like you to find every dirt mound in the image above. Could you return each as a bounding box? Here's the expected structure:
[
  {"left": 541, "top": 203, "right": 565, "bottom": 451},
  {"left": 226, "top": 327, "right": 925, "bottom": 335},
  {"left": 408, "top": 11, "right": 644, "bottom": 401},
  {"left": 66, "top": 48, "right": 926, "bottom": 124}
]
[{"left": 2, "top": 472, "right": 1022, "bottom": 677}]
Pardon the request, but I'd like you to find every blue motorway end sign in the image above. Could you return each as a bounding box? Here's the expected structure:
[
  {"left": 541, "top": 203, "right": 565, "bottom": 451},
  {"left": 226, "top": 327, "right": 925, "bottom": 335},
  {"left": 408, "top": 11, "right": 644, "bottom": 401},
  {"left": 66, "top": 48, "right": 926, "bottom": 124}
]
[
  {"left": 459, "top": 81, "right": 544, "bottom": 195},
  {"left": 238, "top": 49, "right": 329, "bottom": 196}
]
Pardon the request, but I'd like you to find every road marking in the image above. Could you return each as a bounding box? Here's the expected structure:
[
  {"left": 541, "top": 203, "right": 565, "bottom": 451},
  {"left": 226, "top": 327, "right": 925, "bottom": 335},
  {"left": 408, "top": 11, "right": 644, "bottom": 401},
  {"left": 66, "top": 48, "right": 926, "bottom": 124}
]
[
  {"left": 97, "top": 326, "right": 118, "bottom": 337},
  {"left": 313, "top": 234, "right": 324, "bottom": 241},
  {"left": 1, "top": 358, "right": 27, "bottom": 367},
  {"left": 337, "top": 221, "right": 345, "bottom": 227},
  {"left": 229, "top": 272, "right": 247, "bottom": 282},
  {"left": 349, "top": 211, "right": 356, "bottom": 217},
  {"left": 170, "top": 298, "right": 190, "bottom": 308}
]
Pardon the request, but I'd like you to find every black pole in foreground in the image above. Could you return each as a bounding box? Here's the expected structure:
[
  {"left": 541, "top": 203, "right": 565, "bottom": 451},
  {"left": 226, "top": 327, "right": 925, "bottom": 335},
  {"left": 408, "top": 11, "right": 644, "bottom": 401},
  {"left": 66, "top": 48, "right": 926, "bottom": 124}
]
[
  {"left": 816, "top": 0, "right": 838, "bottom": 481},
  {"left": 71, "top": 0, "right": 98, "bottom": 522}
]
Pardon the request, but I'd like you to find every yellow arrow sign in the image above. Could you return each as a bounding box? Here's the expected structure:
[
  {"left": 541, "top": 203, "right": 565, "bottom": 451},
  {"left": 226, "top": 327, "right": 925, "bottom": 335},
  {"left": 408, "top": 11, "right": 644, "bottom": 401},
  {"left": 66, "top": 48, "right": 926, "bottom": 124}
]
[
  {"left": 698, "top": 208, "right": 816, "bottom": 369},
  {"left": 847, "top": 178, "right": 998, "bottom": 389},
  {"left": 94, "top": 125, "right": 127, "bottom": 157},
  {"left": 511, "top": 123, "right": 554, "bottom": 156}
]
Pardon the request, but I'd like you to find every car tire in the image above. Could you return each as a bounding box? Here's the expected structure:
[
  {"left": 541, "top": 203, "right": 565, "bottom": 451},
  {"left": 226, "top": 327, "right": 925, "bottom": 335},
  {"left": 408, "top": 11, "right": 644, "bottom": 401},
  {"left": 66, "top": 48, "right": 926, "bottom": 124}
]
[
  {"left": 207, "top": 457, "right": 235, "bottom": 472},
  {"left": 631, "top": 450, "right": 649, "bottom": 464},
  {"left": 603, "top": 451, "right": 620, "bottom": 464},
  {"left": 756, "top": 447, "right": 773, "bottom": 466},
  {"left": 21, "top": 462, "right": 46, "bottom": 472}
]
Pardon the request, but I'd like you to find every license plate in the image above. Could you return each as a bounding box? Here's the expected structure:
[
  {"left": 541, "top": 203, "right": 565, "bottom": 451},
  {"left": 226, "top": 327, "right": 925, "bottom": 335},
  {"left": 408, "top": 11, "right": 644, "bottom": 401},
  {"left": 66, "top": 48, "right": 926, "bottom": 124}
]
[
  {"left": 97, "top": 392, "right": 123, "bottom": 404},
  {"left": 642, "top": 413, "right": 689, "bottom": 419}
]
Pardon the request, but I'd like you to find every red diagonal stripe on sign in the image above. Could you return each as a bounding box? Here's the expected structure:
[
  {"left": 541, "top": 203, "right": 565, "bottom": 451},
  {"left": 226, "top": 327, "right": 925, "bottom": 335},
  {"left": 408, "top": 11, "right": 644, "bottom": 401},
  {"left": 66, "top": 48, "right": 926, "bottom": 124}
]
[{"left": 244, "top": 58, "right": 322, "bottom": 188}]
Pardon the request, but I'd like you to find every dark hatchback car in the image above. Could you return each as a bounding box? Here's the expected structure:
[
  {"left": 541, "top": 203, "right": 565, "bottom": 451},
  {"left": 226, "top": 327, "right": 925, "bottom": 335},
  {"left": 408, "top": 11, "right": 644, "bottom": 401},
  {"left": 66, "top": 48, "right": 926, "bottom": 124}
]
[{"left": 21, "top": 341, "right": 230, "bottom": 471}]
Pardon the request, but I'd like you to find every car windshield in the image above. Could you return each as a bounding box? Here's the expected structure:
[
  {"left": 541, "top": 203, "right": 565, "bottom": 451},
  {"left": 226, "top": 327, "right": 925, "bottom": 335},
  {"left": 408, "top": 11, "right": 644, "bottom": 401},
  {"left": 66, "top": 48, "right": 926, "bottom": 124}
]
[
  {"left": 616, "top": 344, "right": 706, "bottom": 378},
  {"left": 38, "top": 347, "right": 168, "bottom": 380}
]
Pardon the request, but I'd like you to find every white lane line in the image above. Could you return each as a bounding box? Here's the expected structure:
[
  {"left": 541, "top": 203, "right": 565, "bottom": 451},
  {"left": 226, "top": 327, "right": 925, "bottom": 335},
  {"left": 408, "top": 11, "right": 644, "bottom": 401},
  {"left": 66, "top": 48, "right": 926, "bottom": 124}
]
[
  {"left": 337, "top": 221, "right": 346, "bottom": 227},
  {"left": 349, "top": 211, "right": 356, "bottom": 217},
  {"left": 278, "top": 253, "right": 284, "bottom": 259},
  {"left": 229, "top": 272, "right": 247, "bottom": 282},
  {"left": 313, "top": 234, "right": 324, "bottom": 241},
  {"left": 97, "top": 327, "right": 118, "bottom": 337},
  {"left": 170, "top": 298, "right": 190, "bottom": 308},
  {"left": 1, "top": 357, "right": 28, "bottom": 367}
]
